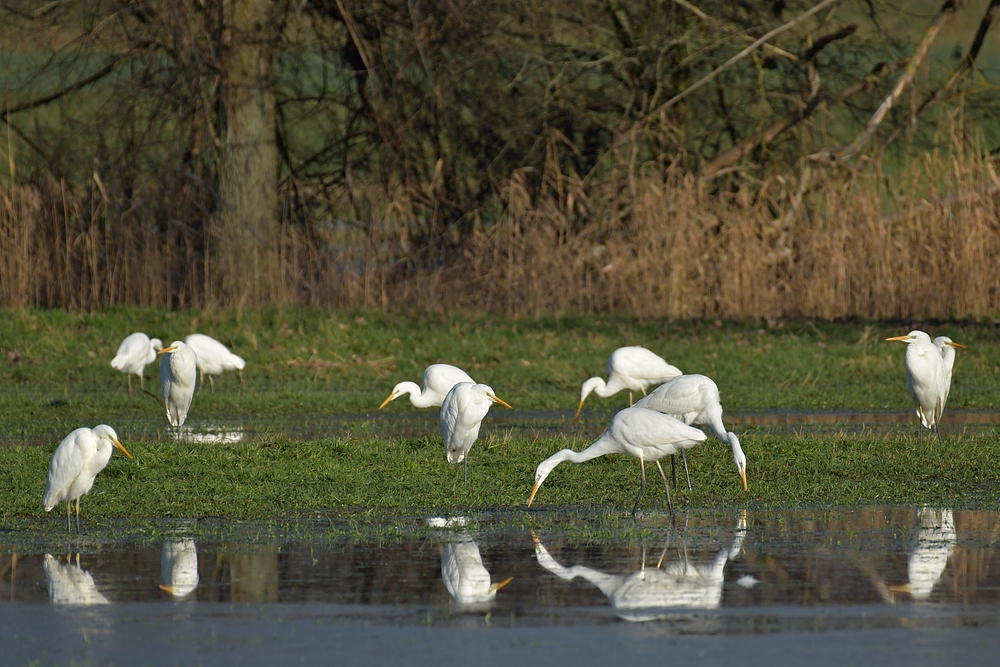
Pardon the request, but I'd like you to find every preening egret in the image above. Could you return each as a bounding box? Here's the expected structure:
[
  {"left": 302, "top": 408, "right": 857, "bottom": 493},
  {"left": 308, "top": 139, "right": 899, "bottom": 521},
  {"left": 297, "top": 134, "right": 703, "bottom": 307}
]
[
  {"left": 890, "top": 507, "right": 956, "bottom": 601},
  {"left": 532, "top": 513, "right": 746, "bottom": 621},
  {"left": 43, "top": 554, "right": 109, "bottom": 605},
  {"left": 576, "top": 346, "right": 681, "bottom": 419},
  {"left": 159, "top": 340, "right": 198, "bottom": 429},
  {"left": 161, "top": 538, "right": 199, "bottom": 598},
  {"left": 440, "top": 532, "right": 513, "bottom": 606},
  {"left": 933, "top": 336, "right": 965, "bottom": 413},
  {"left": 634, "top": 374, "right": 748, "bottom": 492},
  {"left": 380, "top": 363, "right": 474, "bottom": 409},
  {"left": 183, "top": 333, "right": 245, "bottom": 393},
  {"left": 886, "top": 330, "right": 963, "bottom": 444},
  {"left": 528, "top": 406, "right": 707, "bottom": 515},
  {"left": 43, "top": 425, "right": 133, "bottom": 532},
  {"left": 440, "top": 382, "right": 512, "bottom": 484},
  {"left": 110, "top": 332, "right": 162, "bottom": 398}
]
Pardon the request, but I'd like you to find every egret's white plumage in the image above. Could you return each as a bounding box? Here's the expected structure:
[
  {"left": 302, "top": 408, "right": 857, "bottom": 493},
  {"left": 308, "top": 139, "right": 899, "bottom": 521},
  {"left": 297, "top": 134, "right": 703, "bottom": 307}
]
[
  {"left": 576, "top": 346, "right": 681, "bottom": 419},
  {"left": 528, "top": 406, "right": 708, "bottom": 515},
  {"left": 43, "top": 425, "right": 132, "bottom": 531},
  {"left": 932, "top": 336, "right": 965, "bottom": 414},
  {"left": 380, "top": 363, "right": 474, "bottom": 409},
  {"left": 441, "top": 533, "right": 514, "bottom": 606},
  {"left": 161, "top": 538, "right": 199, "bottom": 598},
  {"left": 43, "top": 554, "right": 109, "bottom": 605},
  {"left": 532, "top": 513, "right": 746, "bottom": 621},
  {"left": 184, "top": 334, "right": 245, "bottom": 393},
  {"left": 440, "top": 382, "right": 512, "bottom": 484},
  {"left": 634, "top": 374, "right": 748, "bottom": 491},
  {"left": 159, "top": 340, "right": 198, "bottom": 428},
  {"left": 110, "top": 332, "right": 162, "bottom": 397},
  {"left": 891, "top": 507, "right": 956, "bottom": 601},
  {"left": 887, "top": 330, "right": 964, "bottom": 442}
]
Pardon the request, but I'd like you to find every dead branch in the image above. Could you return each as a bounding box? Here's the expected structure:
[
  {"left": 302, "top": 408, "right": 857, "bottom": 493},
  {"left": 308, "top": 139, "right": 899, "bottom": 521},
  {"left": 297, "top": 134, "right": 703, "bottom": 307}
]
[{"left": 671, "top": 0, "right": 800, "bottom": 61}]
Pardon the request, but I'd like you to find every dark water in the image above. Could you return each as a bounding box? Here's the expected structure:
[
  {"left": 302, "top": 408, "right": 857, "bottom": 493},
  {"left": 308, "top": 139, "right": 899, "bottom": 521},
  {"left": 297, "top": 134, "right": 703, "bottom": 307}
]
[{"left": 3, "top": 508, "right": 1000, "bottom": 664}]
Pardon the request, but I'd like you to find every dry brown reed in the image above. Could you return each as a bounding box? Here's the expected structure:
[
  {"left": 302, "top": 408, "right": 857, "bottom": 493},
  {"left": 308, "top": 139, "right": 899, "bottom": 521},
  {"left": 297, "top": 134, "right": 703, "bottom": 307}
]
[{"left": 2, "top": 132, "right": 999, "bottom": 318}]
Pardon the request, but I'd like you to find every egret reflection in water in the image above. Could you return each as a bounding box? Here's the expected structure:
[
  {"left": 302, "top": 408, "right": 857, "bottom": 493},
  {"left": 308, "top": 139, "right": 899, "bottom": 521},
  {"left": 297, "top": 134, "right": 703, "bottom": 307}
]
[
  {"left": 160, "top": 539, "right": 199, "bottom": 599},
  {"left": 533, "top": 512, "right": 747, "bottom": 621},
  {"left": 892, "top": 507, "right": 957, "bottom": 602},
  {"left": 43, "top": 554, "right": 109, "bottom": 605},
  {"left": 427, "top": 517, "right": 513, "bottom": 608},
  {"left": 175, "top": 425, "right": 244, "bottom": 444}
]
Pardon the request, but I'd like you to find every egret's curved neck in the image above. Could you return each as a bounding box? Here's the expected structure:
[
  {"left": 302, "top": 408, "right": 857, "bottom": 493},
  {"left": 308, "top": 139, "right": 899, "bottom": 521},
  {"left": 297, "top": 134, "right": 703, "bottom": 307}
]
[{"left": 398, "top": 381, "right": 437, "bottom": 407}]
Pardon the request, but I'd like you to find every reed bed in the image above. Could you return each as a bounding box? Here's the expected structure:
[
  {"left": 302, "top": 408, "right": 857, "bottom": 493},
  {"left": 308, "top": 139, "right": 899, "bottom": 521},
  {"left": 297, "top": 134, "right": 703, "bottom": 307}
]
[{"left": 2, "top": 140, "right": 998, "bottom": 318}]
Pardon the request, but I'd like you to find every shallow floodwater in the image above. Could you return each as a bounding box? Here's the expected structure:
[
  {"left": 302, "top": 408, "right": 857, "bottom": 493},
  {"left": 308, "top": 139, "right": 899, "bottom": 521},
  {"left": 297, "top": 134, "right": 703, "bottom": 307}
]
[{"left": 3, "top": 508, "right": 1000, "bottom": 664}]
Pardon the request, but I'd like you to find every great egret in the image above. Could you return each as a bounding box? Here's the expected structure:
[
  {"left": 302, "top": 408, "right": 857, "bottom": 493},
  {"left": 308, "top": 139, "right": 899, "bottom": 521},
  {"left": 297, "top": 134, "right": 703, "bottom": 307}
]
[
  {"left": 161, "top": 538, "right": 199, "bottom": 598},
  {"left": 380, "top": 363, "right": 474, "bottom": 409},
  {"left": 890, "top": 507, "right": 956, "bottom": 601},
  {"left": 43, "top": 425, "right": 133, "bottom": 532},
  {"left": 634, "top": 374, "right": 748, "bottom": 492},
  {"left": 886, "top": 330, "right": 963, "bottom": 444},
  {"left": 576, "top": 346, "right": 681, "bottom": 419},
  {"left": 532, "top": 513, "right": 746, "bottom": 621},
  {"left": 440, "top": 382, "right": 512, "bottom": 484},
  {"left": 183, "top": 334, "right": 246, "bottom": 393},
  {"left": 110, "top": 332, "right": 162, "bottom": 398},
  {"left": 159, "top": 341, "right": 198, "bottom": 429},
  {"left": 43, "top": 554, "right": 109, "bottom": 605},
  {"left": 528, "top": 406, "right": 708, "bottom": 515},
  {"left": 933, "top": 336, "right": 965, "bottom": 413}
]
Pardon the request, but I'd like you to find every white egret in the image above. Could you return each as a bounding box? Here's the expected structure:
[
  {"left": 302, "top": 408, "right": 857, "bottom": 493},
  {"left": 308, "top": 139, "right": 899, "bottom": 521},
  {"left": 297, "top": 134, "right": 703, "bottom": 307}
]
[
  {"left": 634, "top": 374, "right": 748, "bottom": 492},
  {"left": 380, "top": 363, "right": 474, "bottom": 409},
  {"left": 576, "top": 346, "right": 681, "bottom": 419},
  {"left": 440, "top": 532, "right": 513, "bottom": 607},
  {"left": 159, "top": 340, "right": 198, "bottom": 429},
  {"left": 43, "top": 554, "right": 109, "bottom": 605},
  {"left": 161, "top": 538, "right": 199, "bottom": 598},
  {"left": 43, "top": 425, "right": 133, "bottom": 532},
  {"left": 183, "top": 333, "right": 246, "bottom": 393},
  {"left": 932, "top": 336, "right": 965, "bottom": 413},
  {"left": 890, "top": 507, "right": 956, "bottom": 601},
  {"left": 886, "top": 330, "right": 962, "bottom": 444},
  {"left": 528, "top": 406, "right": 707, "bottom": 515},
  {"left": 110, "top": 332, "right": 162, "bottom": 398},
  {"left": 440, "top": 382, "right": 512, "bottom": 484}
]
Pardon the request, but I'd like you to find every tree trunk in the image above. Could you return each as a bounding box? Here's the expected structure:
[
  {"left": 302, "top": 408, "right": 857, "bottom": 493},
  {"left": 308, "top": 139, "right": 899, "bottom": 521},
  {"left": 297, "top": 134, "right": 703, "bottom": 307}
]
[{"left": 217, "top": 0, "right": 284, "bottom": 306}]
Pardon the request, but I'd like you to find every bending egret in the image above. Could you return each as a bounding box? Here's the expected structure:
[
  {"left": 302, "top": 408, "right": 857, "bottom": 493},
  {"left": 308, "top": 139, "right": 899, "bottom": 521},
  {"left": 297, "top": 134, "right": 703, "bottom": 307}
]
[
  {"left": 43, "top": 425, "right": 133, "bottom": 532},
  {"left": 576, "top": 346, "right": 681, "bottom": 419},
  {"left": 110, "top": 332, "right": 162, "bottom": 398},
  {"left": 532, "top": 513, "right": 746, "bottom": 621},
  {"left": 161, "top": 538, "right": 199, "bottom": 598},
  {"left": 886, "top": 330, "right": 961, "bottom": 444},
  {"left": 441, "top": 382, "right": 512, "bottom": 484},
  {"left": 634, "top": 374, "right": 748, "bottom": 492},
  {"left": 528, "top": 406, "right": 707, "bottom": 515},
  {"left": 380, "top": 363, "right": 474, "bottom": 409},
  {"left": 932, "top": 336, "right": 965, "bottom": 413},
  {"left": 159, "top": 341, "right": 198, "bottom": 429},
  {"left": 183, "top": 334, "right": 246, "bottom": 393},
  {"left": 43, "top": 554, "right": 109, "bottom": 605}
]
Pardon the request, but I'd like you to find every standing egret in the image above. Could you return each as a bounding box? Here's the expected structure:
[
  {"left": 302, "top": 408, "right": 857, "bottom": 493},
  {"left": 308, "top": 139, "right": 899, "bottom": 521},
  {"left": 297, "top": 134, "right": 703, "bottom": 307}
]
[
  {"left": 159, "top": 340, "right": 198, "bottom": 430},
  {"left": 441, "top": 382, "right": 512, "bottom": 485},
  {"left": 634, "top": 374, "right": 748, "bottom": 492},
  {"left": 43, "top": 425, "right": 133, "bottom": 532},
  {"left": 380, "top": 363, "right": 474, "bottom": 409},
  {"left": 528, "top": 407, "right": 707, "bottom": 515},
  {"left": 932, "top": 336, "right": 965, "bottom": 414},
  {"left": 183, "top": 334, "right": 246, "bottom": 393},
  {"left": 886, "top": 330, "right": 955, "bottom": 444},
  {"left": 110, "top": 332, "right": 162, "bottom": 398},
  {"left": 576, "top": 346, "right": 681, "bottom": 419}
]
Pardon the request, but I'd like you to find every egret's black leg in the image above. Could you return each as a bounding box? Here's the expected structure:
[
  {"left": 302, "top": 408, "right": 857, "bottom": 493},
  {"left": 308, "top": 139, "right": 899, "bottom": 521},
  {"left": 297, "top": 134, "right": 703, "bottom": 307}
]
[
  {"left": 671, "top": 455, "right": 677, "bottom": 489},
  {"left": 632, "top": 460, "right": 647, "bottom": 517},
  {"left": 935, "top": 424, "right": 943, "bottom": 447},
  {"left": 655, "top": 460, "right": 674, "bottom": 514},
  {"left": 682, "top": 449, "right": 692, "bottom": 491},
  {"left": 464, "top": 457, "right": 468, "bottom": 486}
]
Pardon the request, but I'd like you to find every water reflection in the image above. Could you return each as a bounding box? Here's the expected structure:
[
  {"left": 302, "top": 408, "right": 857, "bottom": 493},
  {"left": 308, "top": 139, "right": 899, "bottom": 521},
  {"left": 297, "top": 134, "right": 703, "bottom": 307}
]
[
  {"left": 43, "top": 554, "right": 109, "bottom": 605},
  {"left": 160, "top": 539, "right": 199, "bottom": 599},
  {"left": 428, "top": 517, "right": 514, "bottom": 609},
  {"left": 892, "top": 507, "right": 957, "bottom": 602},
  {"left": 176, "top": 424, "right": 244, "bottom": 444},
  {"left": 533, "top": 513, "right": 747, "bottom": 621}
]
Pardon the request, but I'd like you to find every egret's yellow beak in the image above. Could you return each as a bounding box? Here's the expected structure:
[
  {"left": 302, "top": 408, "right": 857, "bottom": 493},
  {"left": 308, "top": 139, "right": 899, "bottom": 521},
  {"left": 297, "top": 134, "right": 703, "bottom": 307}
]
[
  {"left": 490, "top": 395, "right": 513, "bottom": 409},
  {"left": 885, "top": 335, "right": 913, "bottom": 343},
  {"left": 527, "top": 479, "right": 541, "bottom": 507},
  {"left": 159, "top": 584, "right": 178, "bottom": 594},
  {"left": 947, "top": 341, "right": 967, "bottom": 349},
  {"left": 740, "top": 467, "right": 747, "bottom": 491},
  {"left": 378, "top": 392, "right": 398, "bottom": 409},
  {"left": 488, "top": 576, "right": 514, "bottom": 593},
  {"left": 888, "top": 583, "right": 912, "bottom": 594},
  {"left": 157, "top": 346, "right": 176, "bottom": 355},
  {"left": 574, "top": 399, "right": 585, "bottom": 420},
  {"left": 113, "top": 438, "right": 133, "bottom": 460}
]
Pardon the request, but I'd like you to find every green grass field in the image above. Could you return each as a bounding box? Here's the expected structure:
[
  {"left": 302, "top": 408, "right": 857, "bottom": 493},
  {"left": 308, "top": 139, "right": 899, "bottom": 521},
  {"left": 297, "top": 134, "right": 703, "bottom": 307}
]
[{"left": 2, "top": 307, "right": 999, "bottom": 523}]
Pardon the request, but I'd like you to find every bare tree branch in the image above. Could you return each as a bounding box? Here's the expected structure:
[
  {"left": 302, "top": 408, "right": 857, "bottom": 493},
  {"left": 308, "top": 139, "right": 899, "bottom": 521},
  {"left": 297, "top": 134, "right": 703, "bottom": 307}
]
[{"left": 0, "top": 57, "right": 125, "bottom": 121}]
